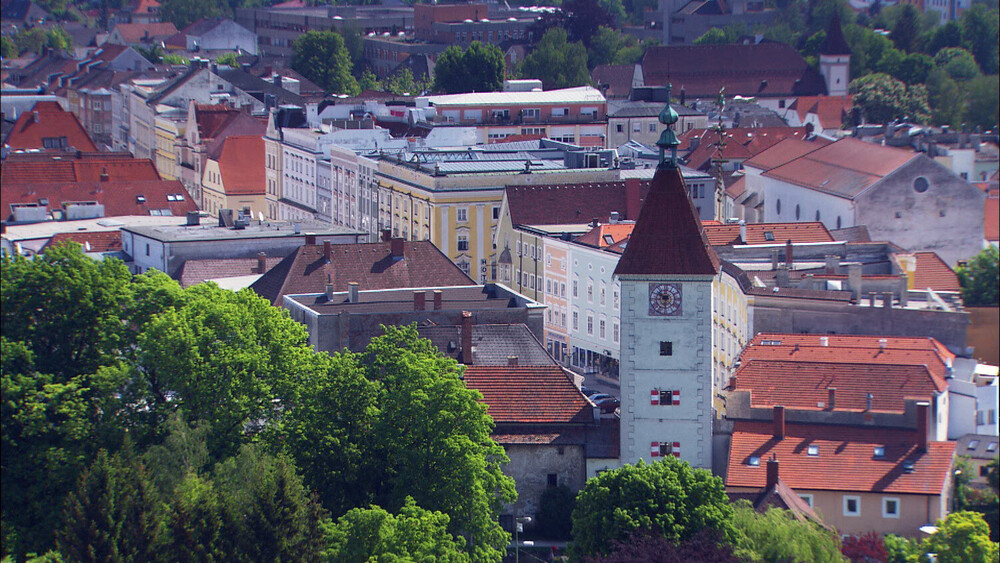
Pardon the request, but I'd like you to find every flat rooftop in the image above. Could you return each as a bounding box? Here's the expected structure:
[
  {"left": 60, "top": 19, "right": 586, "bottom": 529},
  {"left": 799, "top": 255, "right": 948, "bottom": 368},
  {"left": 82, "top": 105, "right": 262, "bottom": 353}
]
[{"left": 122, "top": 219, "right": 364, "bottom": 243}]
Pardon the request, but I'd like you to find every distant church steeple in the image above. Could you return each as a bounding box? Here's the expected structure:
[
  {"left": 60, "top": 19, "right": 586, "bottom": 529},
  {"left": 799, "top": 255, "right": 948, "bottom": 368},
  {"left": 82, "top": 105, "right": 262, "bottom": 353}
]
[{"left": 819, "top": 14, "right": 852, "bottom": 97}]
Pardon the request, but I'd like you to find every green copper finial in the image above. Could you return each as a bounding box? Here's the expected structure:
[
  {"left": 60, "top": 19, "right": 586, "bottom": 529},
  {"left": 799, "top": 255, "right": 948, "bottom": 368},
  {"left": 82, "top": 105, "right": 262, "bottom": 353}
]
[{"left": 657, "top": 83, "right": 680, "bottom": 169}]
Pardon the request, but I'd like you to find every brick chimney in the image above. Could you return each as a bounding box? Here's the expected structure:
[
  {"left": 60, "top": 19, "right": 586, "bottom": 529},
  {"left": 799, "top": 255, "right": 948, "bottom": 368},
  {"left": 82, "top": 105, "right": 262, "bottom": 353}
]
[
  {"left": 413, "top": 291, "right": 426, "bottom": 311},
  {"left": 256, "top": 251, "right": 267, "bottom": 274},
  {"left": 824, "top": 254, "right": 839, "bottom": 275},
  {"left": 100, "top": 167, "right": 110, "bottom": 182},
  {"left": 324, "top": 240, "right": 332, "bottom": 261},
  {"left": 381, "top": 229, "right": 392, "bottom": 242},
  {"left": 304, "top": 233, "right": 316, "bottom": 245},
  {"left": 784, "top": 239, "right": 793, "bottom": 267},
  {"left": 766, "top": 456, "right": 779, "bottom": 489},
  {"left": 625, "top": 178, "right": 641, "bottom": 220},
  {"left": 390, "top": 237, "right": 404, "bottom": 258},
  {"left": 348, "top": 281, "right": 359, "bottom": 303},
  {"left": 827, "top": 387, "right": 836, "bottom": 410},
  {"left": 433, "top": 289, "right": 443, "bottom": 310},
  {"left": 916, "top": 401, "right": 930, "bottom": 453},
  {"left": 773, "top": 405, "right": 785, "bottom": 440},
  {"left": 507, "top": 356, "right": 518, "bottom": 366},
  {"left": 461, "top": 311, "right": 473, "bottom": 365}
]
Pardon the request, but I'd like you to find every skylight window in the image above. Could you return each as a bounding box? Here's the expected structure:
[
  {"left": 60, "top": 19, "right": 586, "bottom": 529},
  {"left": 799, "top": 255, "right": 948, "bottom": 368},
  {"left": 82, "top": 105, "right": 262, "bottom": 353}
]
[
  {"left": 988, "top": 442, "right": 997, "bottom": 452},
  {"left": 166, "top": 194, "right": 176, "bottom": 201},
  {"left": 603, "top": 235, "right": 615, "bottom": 246},
  {"left": 761, "top": 340, "right": 783, "bottom": 346},
  {"left": 873, "top": 446, "right": 885, "bottom": 459},
  {"left": 968, "top": 440, "right": 980, "bottom": 450},
  {"left": 764, "top": 231, "right": 775, "bottom": 241},
  {"left": 807, "top": 445, "right": 819, "bottom": 456},
  {"left": 747, "top": 456, "right": 760, "bottom": 466},
  {"left": 902, "top": 461, "right": 915, "bottom": 473},
  {"left": 136, "top": 195, "right": 146, "bottom": 203}
]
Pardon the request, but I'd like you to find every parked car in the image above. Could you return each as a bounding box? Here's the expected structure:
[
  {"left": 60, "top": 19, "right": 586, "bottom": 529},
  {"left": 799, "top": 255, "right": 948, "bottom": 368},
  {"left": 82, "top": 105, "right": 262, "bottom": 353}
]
[
  {"left": 580, "top": 385, "right": 596, "bottom": 398},
  {"left": 588, "top": 393, "right": 613, "bottom": 403},
  {"left": 594, "top": 396, "right": 620, "bottom": 413}
]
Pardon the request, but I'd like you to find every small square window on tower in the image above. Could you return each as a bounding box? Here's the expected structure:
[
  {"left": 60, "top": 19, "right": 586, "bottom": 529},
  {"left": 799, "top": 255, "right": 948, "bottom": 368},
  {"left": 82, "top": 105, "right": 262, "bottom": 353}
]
[{"left": 659, "top": 341, "right": 673, "bottom": 356}]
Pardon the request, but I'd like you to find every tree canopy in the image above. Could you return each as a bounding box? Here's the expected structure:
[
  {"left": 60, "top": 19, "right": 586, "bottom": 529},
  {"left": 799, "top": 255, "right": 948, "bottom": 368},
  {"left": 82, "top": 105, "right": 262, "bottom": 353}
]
[
  {"left": 433, "top": 41, "right": 505, "bottom": 94},
  {"left": 291, "top": 30, "right": 360, "bottom": 96},
  {"left": 519, "top": 27, "right": 591, "bottom": 90},
  {"left": 849, "top": 72, "right": 930, "bottom": 124},
  {"left": 569, "top": 458, "right": 736, "bottom": 559},
  {"left": 730, "top": 501, "right": 843, "bottom": 563},
  {"left": 957, "top": 246, "right": 999, "bottom": 307}
]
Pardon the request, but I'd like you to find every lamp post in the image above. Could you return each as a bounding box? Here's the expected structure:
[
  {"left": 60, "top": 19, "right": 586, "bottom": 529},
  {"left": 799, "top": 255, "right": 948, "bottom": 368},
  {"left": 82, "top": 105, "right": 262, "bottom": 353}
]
[{"left": 514, "top": 515, "right": 532, "bottom": 563}]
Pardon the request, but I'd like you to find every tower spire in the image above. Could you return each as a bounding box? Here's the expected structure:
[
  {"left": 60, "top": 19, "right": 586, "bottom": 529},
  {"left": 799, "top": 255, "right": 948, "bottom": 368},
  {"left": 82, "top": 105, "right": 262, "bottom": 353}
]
[{"left": 657, "top": 83, "right": 680, "bottom": 169}]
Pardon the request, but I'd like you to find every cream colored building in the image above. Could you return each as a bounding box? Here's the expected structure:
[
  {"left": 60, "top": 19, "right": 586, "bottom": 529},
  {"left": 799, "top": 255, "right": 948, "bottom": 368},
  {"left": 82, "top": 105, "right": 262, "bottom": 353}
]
[{"left": 153, "top": 113, "right": 183, "bottom": 182}]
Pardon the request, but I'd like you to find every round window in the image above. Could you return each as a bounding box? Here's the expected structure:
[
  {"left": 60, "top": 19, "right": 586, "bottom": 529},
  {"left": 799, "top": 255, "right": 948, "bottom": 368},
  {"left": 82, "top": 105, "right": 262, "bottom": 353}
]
[{"left": 913, "top": 177, "right": 929, "bottom": 193}]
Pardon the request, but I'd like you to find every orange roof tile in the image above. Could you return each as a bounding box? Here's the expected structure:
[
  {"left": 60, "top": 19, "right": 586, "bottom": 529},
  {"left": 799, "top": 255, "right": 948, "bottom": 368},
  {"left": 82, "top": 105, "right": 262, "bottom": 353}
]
[
  {"left": 702, "top": 221, "right": 833, "bottom": 246},
  {"left": 744, "top": 137, "right": 832, "bottom": 171},
  {"left": 574, "top": 222, "right": 635, "bottom": 248},
  {"left": 912, "top": 252, "right": 960, "bottom": 292},
  {"left": 727, "top": 421, "right": 955, "bottom": 495},
  {"left": 1, "top": 179, "right": 196, "bottom": 221},
  {"left": 3, "top": 101, "right": 98, "bottom": 152},
  {"left": 791, "top": 95, "right": 852, "bottom": 130},
  {"left": 740, "top": 345, "right": 951, "bottom": 381},
  {"left": 111, "top": 22, "right": 178, "bottom": 43},
  {"left": 679, "top": 126, "right": 811, "bottom": 170},
  {"left": 748, "top": 333, "right": 955, "bottom": 359},
  {"left": 2, "top": 155, "right": 161, "bottom": 184},
  {"left": 985, "top": 195, "right": 998, "bottom": 243},
  {"left": 216, "top": 136, "right": 265, "bottom": 196},
  {"left": 42, "top": 231, "right": 123, "bottom": 253},
  {"left": 463, "top": 365, "right": 593, "bottom": 424},
  {"left": 614, "top": 166, "right": 720, "bottom": 277}
]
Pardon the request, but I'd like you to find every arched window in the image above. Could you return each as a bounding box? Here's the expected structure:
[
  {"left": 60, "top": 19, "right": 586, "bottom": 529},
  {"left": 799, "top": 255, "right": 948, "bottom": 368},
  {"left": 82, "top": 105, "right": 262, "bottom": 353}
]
[{"left": 795, "top": 204, "right": 801, "bottom": 220}]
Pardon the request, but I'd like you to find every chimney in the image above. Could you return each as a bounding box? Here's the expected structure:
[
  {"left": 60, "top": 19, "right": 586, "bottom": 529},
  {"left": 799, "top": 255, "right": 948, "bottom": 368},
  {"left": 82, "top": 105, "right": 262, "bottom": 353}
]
[
  {"left": 771, "top": 249, "right": 780, "bottom": 270},
  {"left": 325, "top": 281, "right": 334, "bottom": 301},
  {"left": 186, "top": 211, "right": 200, "bottom": 226},
  {"left": 765, "top": 456, "right": 779, "bottom": 489},
  {"left": 100, "top": 167, "right": 110, "bottom": 182},
  {"left": 624, "top": 178, "right": 641, "bottom": 220},
  {"left": 824, "top": 254, "right": 839, "bottom": 275},
  {"left": 305, "top": 233, "right": 317, "bottom": 245},
  {"left": 729, "top": 375, "right": 738, "bottom": 390},
  {"left": 878, "top": 338, "right": 888, "bottom": 350},
  {"left": 739, "top": 220, "right": 747, "bottom": 244},
  {"left": 820, "top": 336, "right": 829, "bottom": 347},
  {"left": 324, "top": 240, "right": 332, "bottom": 261},
  {"left": 461, "top": 311, "right": 474, "bottom": 365},
  {"left": 32, "top": 111, "right": 39, "bottom": 123},
  {"left": 256, "top": 251, "right": 267, "bottom": 274},
  {"left": 590, "top": 217, "right": 599, "bottom": 228},
  {"left": 883, "top": 292, "right": 893, "bottom": 310},
  {"left": 784, "top": 239, "right": 793, "bottom": 267},
  {"left": 610, "top": 211, "right": 620, "bottom": 223},
  {"left": 273, "top": 74, "right": 283, "bottom": 89},
  {"left": 848, "top": 263, "right": 863, "bottom": 300},
  {"left": 916, "top": 401, "right": 930, "bottom": 452},
  {"left": 507, "top": 356, "right": 518, "bottom": 366},
  {"left": 413, "top": 291, "right": 426, "bottom": 311},
  {"left": 433, "top": 289, "right": 443, "bottom": 310},
  {"left": 827, "top": 387, "right": 836, "bottom": 410},
  {"left": 390, "top": 237, "right": 404, "bottom": 258},
  {"left": 381, "top": 229, "right": 392, "bottom": 242},
  {"left": 773, "top": 405, "right": 785, "bottom": 440},
  {"left": 348, "top": 281, "right": 359, "bottom": 303}
]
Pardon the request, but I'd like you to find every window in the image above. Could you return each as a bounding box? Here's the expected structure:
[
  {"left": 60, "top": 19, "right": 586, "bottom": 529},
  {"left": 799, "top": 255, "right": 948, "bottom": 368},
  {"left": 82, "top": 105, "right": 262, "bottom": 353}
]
[
  {"left": 815, "top": 210, "right": 821, "bottom": 221},
  {"left": 587, "top": 282, "right": 593, "bottom": 302},
  {"left": 843, "top": 496, "right": 861, "bottom": 517},
  {"left": 776, "top": 199, "right": 781, "bottom": 215},
  {"left": 560, "top": 282, "right": 566, "bottom": 297},
  {"left": 968, "top": 439, "right": 980, "bottom": 449},
  {"left": 600, "top": 284, "right": 606, "bottom": 305},
  {"left": 587, "top": 315, "right": 594, "bottom": 335},
  {"left": 546, "top": 279, "right": 552, "bottom": 294},
  {"left": 145, "top": 243, "right": 150, "bottom": 256},
  {"left": 42, "top": 136, "right": 68, "bottom": 149},
  {"left": 456, "top": 207, "right": 468, "bottom": 222},
  {"left": 660, "top": 341, "right": 673, "bottom": 356},
  {"left": 457, "top": 234, "right": 469, "bottom": 251},
  {"left": 613, "top": 287, "right": 620, "bottom": 309},
  {"left": 523, "top": 108, "right": 540, "bottom": 118},
  {"left": 873, "top": 446, "right": 886, "bottom": 459},
  {"left": 552, "top": 107, "right": 568, "bottom": 117},
  {"left": 613, "top": 322, "right": 619, "bottom": 343},
  {"left": 573, "top": 280, "right": 578, "bottom": 297},
  {"left": 616, "top": 124, "right": 623, "bottom": 133},
  {"left": 807, "top": 445, "right": 819, "bottom": 456},
  {"left": 747, "top": 456, "right": 760, "bottom": 466},
  {"left": 572, "top": 312, "right": 579, "bottom": 330},
  {"left": 799, "top": 494, "right": 814, "bottom": 508},
  {"left": 492, "top": 206, "right": 500, "bottom": 220},
  {"left": 654, "top": 389, "right": 679, "bottom": 405},
  {"left": 649, "top": 123, "right": 657, "bottom": 132},
  {"left": 632, "top": 122, "right": 641, "bottom": 132},
  {"left": 913, "top": 177, "right": 929, "bottom": 193},
  {"left": 882, "top": 497, "right": 899, "bottom": 518},
  {"left": 547, "top": 473, "right": 558, "bottom": 487},
  {"left": 795, "top": 204, "right": 801, "bottom": 220},
  {"left": 599, "top": 319, "right": 606, "bottom": 339}
]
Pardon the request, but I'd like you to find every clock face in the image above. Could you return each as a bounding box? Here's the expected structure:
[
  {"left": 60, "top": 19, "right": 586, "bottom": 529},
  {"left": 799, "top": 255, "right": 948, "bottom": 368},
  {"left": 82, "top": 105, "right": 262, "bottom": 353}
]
[{"left": 648, "top": 283, "right": 682, "bottom": 316}]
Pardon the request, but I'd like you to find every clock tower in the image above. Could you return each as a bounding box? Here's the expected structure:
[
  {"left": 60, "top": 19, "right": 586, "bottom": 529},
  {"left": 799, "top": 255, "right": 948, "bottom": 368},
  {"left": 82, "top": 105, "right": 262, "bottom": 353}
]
[{"left": 613, "top": 85, "right": 719, "bottom": 470}]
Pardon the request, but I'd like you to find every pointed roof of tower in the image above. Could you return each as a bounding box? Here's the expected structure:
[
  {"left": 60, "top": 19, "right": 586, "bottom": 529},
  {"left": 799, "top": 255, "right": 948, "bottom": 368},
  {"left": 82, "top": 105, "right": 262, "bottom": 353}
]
[
  {"left": 821, "top": 14, "right": 852, "bottom": 56},
  {"left": 613, "top": 166, "right": 720, "bottom": 276}
]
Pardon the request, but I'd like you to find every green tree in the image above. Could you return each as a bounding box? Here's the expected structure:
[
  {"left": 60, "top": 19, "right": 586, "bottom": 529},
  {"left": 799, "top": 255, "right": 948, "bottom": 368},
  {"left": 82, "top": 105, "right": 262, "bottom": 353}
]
[
  {"left": 583, "top": 529, "right": 741, "bottom": 562},
  {"left": 214, "top": 52, "right": 238, "bottom": 67},
  {"left": 920, "top": 511, "right": 998, "bottom": 563},
  {"left": 537, "top": 485, "right": 575, "bottom": 540},
  {"left": 143, "top": 413, "right": 211, "bottom": 497},
  {"left": 731, "top": 501, "right": 844, "bottom": 563},
  {"left": 844, "top": 25, "right": 895, "bottom": 78},
  {"left": 291, "top": 31, "right": 359, "bottom": 96},
  {"left": 158, "top": 0, "right": 228, "bottom": 29},
  {"left": 324, "top": 497, "right": 470, "bottom": 562},
  {"left": 889, "top": 4, "right": 923, "bottom": 52},
  {"left": 925, "top": 67, "right": 964, "bottom": 126},
  {"left": 963, "top": 74, "right": 1000, "bottom": 130},
  {"left": 694, "top": 27, "right": 728, "bottom": 44},
  {"left": 809, "top": 0, "right": 854, "bottom": 34},
  {"left": 987, "top": 457, "right": 999, "bottom": 494},
  {"left": 55, "top": 447, "right": 165, "bottom": 563},
  {"left": 569, "top": 458, "right": 736, "bottom": 559},
  {"left": 960, "top": 3, "right": 999, "bottom": 74},
  {"left": 922, "top": 20, "right": 964, "bottom": 57},
  {"left": 934, "top": 47, "right": 981, "bottom": 81},
  {"left": 357, "top": 69, "right": 382, "bottom": 92},
  {"left": 1, "top": 34, "right": 16, "bottom": 58},
  {"left": 520, "top": 28, "right": 591, "bottom": 90},
  {"left": 849, "top": 72, "right": 929, "bottom": 123},
  {"left": 883, "top": 533, "right": 920, "bottom": 563},
  {"left": 433, "top": 41, "right": 504, "bottom": 94},
  {"left": 957, "top": 246, "right": 999, "bottom": 306},
  {"left": 895, "top": 52, "right": 933, "bottom": 84},
  {"left": 164, "top": 473, "right": 226, "bottom": 562}
]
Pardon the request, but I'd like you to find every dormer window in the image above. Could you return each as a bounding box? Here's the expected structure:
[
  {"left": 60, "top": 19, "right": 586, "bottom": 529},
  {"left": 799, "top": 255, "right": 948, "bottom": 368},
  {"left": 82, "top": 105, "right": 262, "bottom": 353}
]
[
  {"left": 873, "top": 446, "right": 885, "bottom": 459},
  {"left": 747, "top": 456, "right": 760, "bottom": 466},
  {"left": 807, "top": 445, "right": 819, "bottom": 456}
]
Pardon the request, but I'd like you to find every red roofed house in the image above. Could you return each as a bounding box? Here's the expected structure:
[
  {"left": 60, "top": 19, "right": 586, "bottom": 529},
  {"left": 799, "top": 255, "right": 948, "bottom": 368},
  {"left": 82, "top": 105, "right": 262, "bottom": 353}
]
[
  {"left": 201, "top": 135, "right": 266, "bottom": 218},
  {"left": 41, "top": 231, "right": 124, "bottom": 255},
  {"left": 742, "top": 136, "right": 986, "bottom": 266},
  {"left": 464, "top": 363, "right": 619, "bottom": 520},
  {"left": 3, "top": 101, "right": 99, "bottom": 153},
  {"left": 106, "top": 22, "right": 178, "bottom": 47}
]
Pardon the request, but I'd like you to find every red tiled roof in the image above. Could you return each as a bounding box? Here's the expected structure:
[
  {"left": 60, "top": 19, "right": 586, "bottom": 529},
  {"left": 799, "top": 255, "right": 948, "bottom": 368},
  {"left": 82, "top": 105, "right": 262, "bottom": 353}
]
[
  {"left": 614, "top": 165, "right": 720, "bottom": 276},
  {"left": 762, "top": 138, "right": 917, "bottom": 199},
  {"left": 111, "top": 22, "right": 178, "bottom": 43},
  {"left": 250, "top": 240, "right": 477, "bottom": 305},
  {"left": 912, "top": 252, "right": 960, "bottom": 292},
  {"left": 2, "top": 155, "right": 161, "bottom": 184},
  {"left": 747, "top": 333, "right": 955, "bottom": 359},
  {"left": 791, "top": 95, "right": 852, "bottom": 130},
  {"left": 1, "top": 179, "right": 196, "bottom": 221},
  {"left": 641, "top": 44, "right": 827, "bottom": 98},
  {"left": 726, "top": 176, "right": 746, "bottom": 199},
  {"left": 216, "top": 136, "right": 265, "bottom": 196},
  {"left": 739, "top": 344, "right": 951, "bottom": 381},
  {"left": 575, "top": 222, "right": 635, "bottom": 248},
  {"left": 41, "top": 231, "right": 123, "bottom": 253},
  {"left": 679, "top": 127, "right": 811, "bottom": 170},
  {"left": 130, "top": 0, "right": 160, "bottom": 14},
  {"left": 702, "top": 221, "right": 833, "bottom": 246},
  {"left": 727, "top": 421, "right": 955, "bottom": 495},
  {"left": 743, "top": 137, "right": 831, "bottom": 171},
  {"left": 3, "top": 101, "right": 98, "bottom": 152},
  {"left": 734, "top": 359, "right": 944, "bottom": 413},
  {"left": 178, "top": 256, "right": 284, "bottom": 287},
  {"left": 506, "top": 179, "right": 650, "bottom": 227},
  {"left": 463, "top": 365, "right": 593, "bottom": 424},
  {"left": 985, "top": 194, "right": 998, "bottom": 243},
  {"left": 195, "top": 104, "right": 240, "bottom": 140},
  {"left": 591, "top": 64, "right": 638, "bottom": 98}
]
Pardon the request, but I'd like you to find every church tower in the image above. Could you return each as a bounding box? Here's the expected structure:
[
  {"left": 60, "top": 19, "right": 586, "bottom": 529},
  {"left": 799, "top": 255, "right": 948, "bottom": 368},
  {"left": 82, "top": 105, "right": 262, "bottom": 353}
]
[
  {"left": 819, "top": 15, "right": 852, "bottom": 97},
  {"left": 613, "top": 86, "right": 720, "bottom": 470}
]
